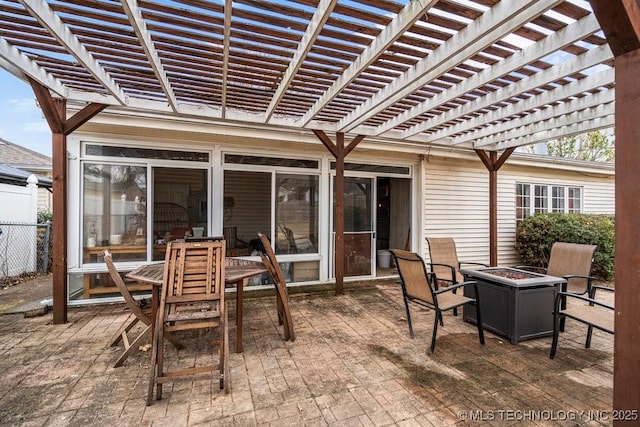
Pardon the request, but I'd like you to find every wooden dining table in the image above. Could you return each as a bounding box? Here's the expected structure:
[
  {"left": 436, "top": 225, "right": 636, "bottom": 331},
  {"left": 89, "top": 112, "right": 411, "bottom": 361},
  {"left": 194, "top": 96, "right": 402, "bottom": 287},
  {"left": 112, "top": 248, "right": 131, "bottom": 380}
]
[{"left": 126, "top": 257, "right": 267, "bottom": 353}]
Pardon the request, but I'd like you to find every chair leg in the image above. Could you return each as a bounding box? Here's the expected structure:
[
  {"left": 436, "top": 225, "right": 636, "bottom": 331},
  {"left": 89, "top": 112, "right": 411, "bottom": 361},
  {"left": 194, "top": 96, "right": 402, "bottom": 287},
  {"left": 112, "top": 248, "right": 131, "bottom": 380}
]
[
  {"left": 559, "top": 283, "right": 567, "bottom": 332},
  {"left": 473, "top": 303, "right": 485, "bottom": 346},
  {"left": 113, "top": 324, "right": 151, "bottom": 368},
  {"left": 146, "top": 314, "right": 162, "bottom": 405},
  {"left": 585, "top": 325, "right": 594, "bottom": 348},
  {"left": 550, "top": 312, "right": 561, "bottom": 359},
  {"left": 147, "top": 305, "right": 167, "bottom": 405},
  {"left": 109, "top": 314, "right": 139, "bottom": 347},
  {"left": 221, "top": 303, "right": 230, "bottom": 393},
  {"left": 429, "top": 312, "right": 439, "bottom": 353},
  {"left": 403, "top": 298, "right": 415, "bottom": 339},
  {"left": 275, "top": 291, "right": 284, "bottom": 326}
]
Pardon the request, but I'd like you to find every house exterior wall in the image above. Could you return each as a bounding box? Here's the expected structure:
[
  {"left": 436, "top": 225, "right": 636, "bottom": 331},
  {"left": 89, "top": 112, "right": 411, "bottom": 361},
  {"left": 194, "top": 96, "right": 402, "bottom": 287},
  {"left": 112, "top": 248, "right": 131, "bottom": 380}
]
[
  {"left": 423, "top": 153, "right": 615, "bottom": 267},
  {"left": 64, "top": 110, "right": 614, "bottom": 303}
]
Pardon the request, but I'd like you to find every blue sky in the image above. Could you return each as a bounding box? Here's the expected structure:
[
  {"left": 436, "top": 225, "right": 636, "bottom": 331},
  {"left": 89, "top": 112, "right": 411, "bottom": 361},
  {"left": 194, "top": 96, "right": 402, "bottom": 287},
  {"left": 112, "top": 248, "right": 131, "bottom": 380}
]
[{"left": 0, "top": 69, "right": 51, "bottom": 157}]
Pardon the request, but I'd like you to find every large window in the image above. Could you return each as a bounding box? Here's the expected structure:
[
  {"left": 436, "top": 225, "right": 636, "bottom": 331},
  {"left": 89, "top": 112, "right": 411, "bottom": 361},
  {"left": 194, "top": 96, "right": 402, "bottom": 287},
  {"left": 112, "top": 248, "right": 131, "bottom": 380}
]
[
  {"left": 516, "top": 183, "right": 582, "bottom": 220},
  {"left": 223, "top": 168, "right": 320, "bottom": 283},
  {"left": 83, "top": 164, "right": 147, "bottom": 263}
]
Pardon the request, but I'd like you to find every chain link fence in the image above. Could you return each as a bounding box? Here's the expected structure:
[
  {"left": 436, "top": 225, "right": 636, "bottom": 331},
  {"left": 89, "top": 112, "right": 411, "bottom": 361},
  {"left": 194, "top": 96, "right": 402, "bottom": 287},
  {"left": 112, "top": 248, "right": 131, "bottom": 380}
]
[{"left": 0, "top": 222, "right": 52, "bottom": 285}]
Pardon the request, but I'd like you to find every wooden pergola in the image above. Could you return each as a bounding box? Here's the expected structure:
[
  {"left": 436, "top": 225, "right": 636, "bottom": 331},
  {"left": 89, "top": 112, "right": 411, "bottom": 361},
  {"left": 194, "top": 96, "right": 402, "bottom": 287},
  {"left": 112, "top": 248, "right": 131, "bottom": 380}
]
[{"left": 1, "top": 0, "right": 638, "bottom": 414}]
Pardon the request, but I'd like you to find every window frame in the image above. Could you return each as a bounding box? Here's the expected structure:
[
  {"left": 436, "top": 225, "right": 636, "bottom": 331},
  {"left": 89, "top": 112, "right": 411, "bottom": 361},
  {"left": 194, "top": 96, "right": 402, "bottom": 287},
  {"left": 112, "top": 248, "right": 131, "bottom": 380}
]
[{"left": 516, "top": 182, "right": 583, "bottom": 219}]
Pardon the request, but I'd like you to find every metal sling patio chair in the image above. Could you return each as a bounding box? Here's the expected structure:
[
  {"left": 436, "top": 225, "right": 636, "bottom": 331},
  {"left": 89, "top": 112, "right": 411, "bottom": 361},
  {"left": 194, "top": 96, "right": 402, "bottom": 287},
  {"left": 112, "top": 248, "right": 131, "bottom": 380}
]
[
  {"left": 517, "top": 242, "right": 598, "bottom": 330},
  {"left": 550, "top": 284, "right": 614, "bottom": 358},
  {"left": 425, "top": 237, "right": 487, "bottom": 317},
  {"left": 105, "top": 250, "right": 183, "bottom": 368},
  {"left": 425, "top": 237, "right": 487, "bottom": 287},
  {"left": 257, "top": 232, "right": 295, "bottom": 342},
  {"left": 147, "top": 241, "right": 229, "bottom": 405},
  {"left": 390, "top": 249, "right": 485, "bottom": 353}
]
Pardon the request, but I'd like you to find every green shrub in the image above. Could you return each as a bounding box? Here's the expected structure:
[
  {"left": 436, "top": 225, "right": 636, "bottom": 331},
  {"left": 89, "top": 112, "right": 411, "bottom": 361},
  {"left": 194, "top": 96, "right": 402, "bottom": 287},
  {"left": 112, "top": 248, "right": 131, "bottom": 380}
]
[
  {"left": 515, "top": 213, "right": 615, "bottom": 281},
  {"left": 37, "top": 209, "right": 53, "bottom": 224}
]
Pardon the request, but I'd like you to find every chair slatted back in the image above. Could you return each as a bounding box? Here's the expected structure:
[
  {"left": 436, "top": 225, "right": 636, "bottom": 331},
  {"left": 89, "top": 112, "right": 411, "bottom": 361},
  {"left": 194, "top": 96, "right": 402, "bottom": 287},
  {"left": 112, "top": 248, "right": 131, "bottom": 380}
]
[
  {"left": 163, "top": 241, "right": 225, "bottom": 307},
  {"left": 546, "top": 242, "right": 597, "bottom": 291},
  {"left": 390, "top": 249, "right": 435, "bottom": 305},
  {"left": 426, "top": 237, "right": 463, "bottom": 284}
]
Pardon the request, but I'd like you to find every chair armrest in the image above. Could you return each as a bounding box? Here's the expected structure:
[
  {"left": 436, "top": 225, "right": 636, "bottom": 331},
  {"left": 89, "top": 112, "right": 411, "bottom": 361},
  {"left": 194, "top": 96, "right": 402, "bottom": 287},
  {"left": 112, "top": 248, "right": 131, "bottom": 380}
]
[
  {"left": 432, "top": 280, "right": 476, "bottom": 295},
  {"left": 557, "top": 291, "right": 614, "bottom": 311},
  {"left": 515, "top": 265, "right": 547, "bottom": 273},
  {"left": 459, "top": 261, "right": 488, "bottom": 268},
  {"left": 561, "top": 274, "right": 597, "bottom": 295},
  {"left": 591, "top": 285, "right": 614, "bottom": 299},
  {"left": 427, "top": 263, "right": 456, "bottom": 282}
]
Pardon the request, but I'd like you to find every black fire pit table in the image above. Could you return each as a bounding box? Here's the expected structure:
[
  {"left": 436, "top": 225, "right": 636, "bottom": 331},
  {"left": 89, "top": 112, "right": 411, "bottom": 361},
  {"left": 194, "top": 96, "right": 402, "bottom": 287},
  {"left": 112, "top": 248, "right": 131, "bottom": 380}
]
[{"left": 460, "top": 267, "right": 566, "bottom": 344}]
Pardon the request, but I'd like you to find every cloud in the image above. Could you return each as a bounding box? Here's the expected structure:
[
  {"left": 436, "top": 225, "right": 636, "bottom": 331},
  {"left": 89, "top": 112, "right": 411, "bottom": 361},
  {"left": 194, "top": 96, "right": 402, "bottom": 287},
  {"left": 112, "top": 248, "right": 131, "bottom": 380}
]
[
  {"left": 23, "top": 121, "right": 49, "bottom": 133},
  {"left": 8, "top": 97, "right": 39, "bottom": 113}
]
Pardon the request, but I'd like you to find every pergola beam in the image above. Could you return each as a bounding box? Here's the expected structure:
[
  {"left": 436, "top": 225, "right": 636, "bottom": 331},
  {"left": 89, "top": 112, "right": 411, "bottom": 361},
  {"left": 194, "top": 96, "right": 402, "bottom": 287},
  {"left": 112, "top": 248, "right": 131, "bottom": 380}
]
[
  {"left": 454, "top": 90, "right": 614, "bottom": 146},
  {"left": 375, "top": 13, "right": 602, "bottom": 136},
  {"left": 19, "top": 0, "right": 128, "bottom": 105},
  {"left": 337, "top": 0, "right": 563, "bottom": 133},
  {"left": 221, "top": 0, "right": 231, "bottom": 118},
  {"left": 474, "top": 148, "right": 515, "bottom": 266},
  {"left": 403, "top": 44, "right": 613, "bottom": 139},
  {"left": 0, "top": 38, "right": 68, "bottom": 97},
  {"left": 120, "top": 0, "right": 178, "bottom": 112},
  {"left": 301, "top": 0, "right": 438, "bottom": 126},
  {"left": 265, "top": 0, "right": 337, "bottom": 122},
  {"left": 474, "top": 102, "right": 615, "bottom": 149},
  {"left": 423, "top": 68, "right": 614, "bottom": 144},
  {"left": 28, "top": 79, "right": 107, "bottom": 324},
  {"left": 493, "top": 115, "right": 615, "bottom": 150},
  {"left": 312, "top": 130, "right": 364, "bottom": 295}
]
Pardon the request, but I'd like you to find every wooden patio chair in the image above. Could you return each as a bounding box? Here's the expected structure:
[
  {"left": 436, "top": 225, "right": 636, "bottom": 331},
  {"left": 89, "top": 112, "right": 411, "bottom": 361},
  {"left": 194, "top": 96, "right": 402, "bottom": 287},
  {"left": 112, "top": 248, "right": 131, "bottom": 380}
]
[
  {"left": 257, "top": 232, "right": 295, "bottom": 342},
  {"left": 550, "top": 285, "right": 614, "bottom": 358},
  {"left": 390, "top": 249, "right": 485, "bottom": 353},
  {"left": 147, "top": 241, "right": 229, "bottom": 405},
  {"left": 104, "top": 250, "right": 182, "bottom": 368}
]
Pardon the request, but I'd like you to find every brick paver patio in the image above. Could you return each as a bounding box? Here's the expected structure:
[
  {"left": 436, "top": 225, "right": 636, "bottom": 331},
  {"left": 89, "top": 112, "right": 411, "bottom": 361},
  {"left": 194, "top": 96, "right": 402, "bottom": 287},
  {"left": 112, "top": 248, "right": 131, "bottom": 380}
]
[{"left": 0, "top": 280, "right": 613, "bottom": 426}]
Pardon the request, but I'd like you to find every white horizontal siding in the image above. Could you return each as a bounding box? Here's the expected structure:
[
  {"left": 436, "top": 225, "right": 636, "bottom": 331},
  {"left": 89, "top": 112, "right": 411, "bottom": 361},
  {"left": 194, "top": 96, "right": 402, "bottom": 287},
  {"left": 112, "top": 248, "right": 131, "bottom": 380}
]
[
  {"left": 423, "top": 158, "right": 490, "bottom": 264},
  {"left": 422, "top": 157, "right": 614, "bottom": 267}
]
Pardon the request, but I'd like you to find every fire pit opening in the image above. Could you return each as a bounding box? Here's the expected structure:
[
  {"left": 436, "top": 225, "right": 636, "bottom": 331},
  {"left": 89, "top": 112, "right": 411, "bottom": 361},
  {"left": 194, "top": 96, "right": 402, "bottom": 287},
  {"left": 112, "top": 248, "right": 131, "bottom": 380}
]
[{"left": 484, "top": 268, "right": 540, "bottom": 280}]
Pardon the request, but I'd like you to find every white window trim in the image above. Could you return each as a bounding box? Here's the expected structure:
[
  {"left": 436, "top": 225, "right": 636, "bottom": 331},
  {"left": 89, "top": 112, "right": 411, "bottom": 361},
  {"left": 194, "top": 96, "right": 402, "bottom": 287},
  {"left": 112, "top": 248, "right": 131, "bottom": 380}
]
[{"left": 517, "top": 183, "right": 583, "bottom": 218}]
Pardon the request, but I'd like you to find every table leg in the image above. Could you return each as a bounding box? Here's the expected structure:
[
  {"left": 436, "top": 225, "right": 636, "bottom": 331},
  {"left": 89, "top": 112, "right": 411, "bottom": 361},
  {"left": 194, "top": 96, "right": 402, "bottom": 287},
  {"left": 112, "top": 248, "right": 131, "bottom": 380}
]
[
  {"left": 151, "top": 285, "right": 160, "bottom": 339},
  {"left": 235, "top": 278, "right": 247, "bottom": 353}
]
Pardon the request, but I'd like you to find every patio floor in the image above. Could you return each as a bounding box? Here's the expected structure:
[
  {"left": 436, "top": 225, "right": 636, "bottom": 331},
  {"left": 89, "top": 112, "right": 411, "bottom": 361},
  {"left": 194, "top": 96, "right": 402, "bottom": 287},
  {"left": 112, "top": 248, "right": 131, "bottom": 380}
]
[{"left": 0, "top": 279, "right": 613, "bottom": 426}]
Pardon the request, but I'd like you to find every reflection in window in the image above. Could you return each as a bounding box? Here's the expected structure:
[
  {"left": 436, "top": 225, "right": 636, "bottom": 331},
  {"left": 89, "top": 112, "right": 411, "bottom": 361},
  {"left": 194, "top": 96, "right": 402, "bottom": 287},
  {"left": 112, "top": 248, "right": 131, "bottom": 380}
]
[
  {"left": 516, "top": 183, "right": 531, "bottom": 220},
  {"left": 534, "top": 185, "right": 548, "bottom": 213},
  {"left": 152, "top": 167, "right": 208, "bottom": 260},
  {"left": 552, "top": 186, "right": 565, "bottom": 212},
  {"left": 223, "top": 170, "right": 271, "bottom": 256},
  {"left": 83, "top": 164, "right": 147, "bottom": 263},
  {"left": 568, "top": 187, "right": 582, "bottom": 213},
  {"left": 275, "top": 174, "right": 319, "bottom": 255}
]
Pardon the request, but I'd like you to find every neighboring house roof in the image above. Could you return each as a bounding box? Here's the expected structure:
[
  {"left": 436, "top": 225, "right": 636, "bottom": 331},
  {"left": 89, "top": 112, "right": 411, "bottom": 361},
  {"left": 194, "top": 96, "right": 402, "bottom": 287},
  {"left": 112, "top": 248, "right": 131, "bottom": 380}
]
[
  {"left": 0, "top": 164, "right": 52, "bottom": 189},
  {"left": 0, "top": 138, "right": 51, "bottom": 170}
]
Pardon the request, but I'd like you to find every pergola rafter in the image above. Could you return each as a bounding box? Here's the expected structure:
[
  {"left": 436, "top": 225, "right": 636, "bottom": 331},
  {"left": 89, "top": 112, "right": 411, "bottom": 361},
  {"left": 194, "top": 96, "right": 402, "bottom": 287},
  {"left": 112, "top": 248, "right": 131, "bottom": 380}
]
[
  {"left": 375, "top": 13, "right": 603, "bottom": 137},
  {"left": 120, "top": 0, "right": 178, "bottom": 112},
  {"left": 336, "top": 0, "right": 564, "bottom": 133},
  {"left": 18, "top": 0, "right": 128, "bottom": 104},
  {"left": 0, "top": 0, "right": 615, "bottom": 151}
]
